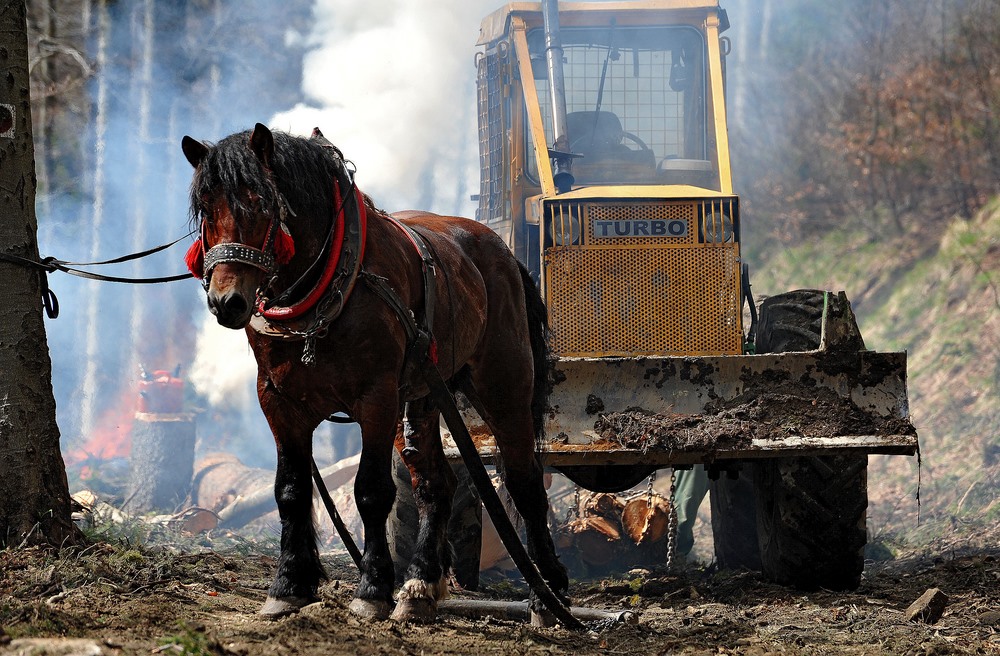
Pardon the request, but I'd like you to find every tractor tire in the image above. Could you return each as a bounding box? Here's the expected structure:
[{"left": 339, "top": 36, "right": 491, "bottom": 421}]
[
  {"left": 388, "top": 450, "right": 483, "bottom": 591},
  {"left": 752, "top": 289, "right": 868, "bottom": 591},
  {"left": 709, "top": 465, "right": 761, "bottom": 570}
]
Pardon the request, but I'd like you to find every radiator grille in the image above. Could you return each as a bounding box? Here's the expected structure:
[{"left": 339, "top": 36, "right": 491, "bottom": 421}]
[{"left": 545, "top": 243, "right": 741, "bottom": 356}]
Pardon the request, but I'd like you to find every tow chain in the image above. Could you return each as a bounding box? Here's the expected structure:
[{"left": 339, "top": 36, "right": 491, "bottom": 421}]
[
  {"left": 567, "top": 484, "right": 581, "bottom": 523},
  {"left": 665, "top": 469, "right": 679, "bottom": 571}
]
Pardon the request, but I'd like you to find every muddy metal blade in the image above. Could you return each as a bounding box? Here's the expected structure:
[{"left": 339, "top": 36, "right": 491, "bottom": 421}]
[{"left": 442, "top": 349, "right": 917, "bottom": 467}]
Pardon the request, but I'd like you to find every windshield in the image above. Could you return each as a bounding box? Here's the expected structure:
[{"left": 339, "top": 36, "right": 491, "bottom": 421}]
[{"left": 526, "top": 25, "right": 717, "bottom": 189}]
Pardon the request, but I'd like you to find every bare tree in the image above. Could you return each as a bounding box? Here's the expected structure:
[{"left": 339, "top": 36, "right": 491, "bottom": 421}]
[{"left": 0, "top": 0, "right": 81, "bottom": 548}]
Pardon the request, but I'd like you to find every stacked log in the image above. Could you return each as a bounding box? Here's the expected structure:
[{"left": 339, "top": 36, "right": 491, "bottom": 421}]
[
  {"left": 564, "top": 493, "right": 624, "bottom": 569},
  {"left": 621, "top": 495, "right": 671, "bottom": 545},
  {"left": 558, "top": 490, "right": 673, "bottom": 574}
]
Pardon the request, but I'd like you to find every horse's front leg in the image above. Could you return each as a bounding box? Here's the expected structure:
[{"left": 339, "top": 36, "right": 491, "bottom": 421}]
[
  {"left": 390, "top": 397, "right": 456, "bottom": 623},
  {"left": 348, "top": 408, "right": 401, "bottom": 620},
  {"left": 259, "top": 405, "right": 325, "bottom": 618}
]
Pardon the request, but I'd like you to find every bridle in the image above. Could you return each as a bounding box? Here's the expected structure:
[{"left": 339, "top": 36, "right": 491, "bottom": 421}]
[
  {"left": 198, "top": 190, "right": 294, "bottom": 293},
  {"left": 187, "top": 139, "right": 369, "bottom": 365}
]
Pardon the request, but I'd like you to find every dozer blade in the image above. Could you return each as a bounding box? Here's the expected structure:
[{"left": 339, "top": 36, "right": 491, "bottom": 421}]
[{"left": 442, "top": 348, "right": 917, "bottom": 467}]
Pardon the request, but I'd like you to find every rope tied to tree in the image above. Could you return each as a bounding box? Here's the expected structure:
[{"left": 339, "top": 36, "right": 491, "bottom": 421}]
[{"left": 0, "top": 231, "right": 196, "bottom": 319}]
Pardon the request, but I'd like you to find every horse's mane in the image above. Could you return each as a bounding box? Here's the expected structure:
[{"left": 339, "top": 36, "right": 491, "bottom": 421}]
[{"left": 188, "top": 129, "right": 387, "bottom": 230}]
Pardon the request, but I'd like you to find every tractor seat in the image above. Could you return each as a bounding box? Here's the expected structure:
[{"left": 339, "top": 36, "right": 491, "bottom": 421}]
[{"left": 566, "top": 111, "right": 626, "bottom": 154}]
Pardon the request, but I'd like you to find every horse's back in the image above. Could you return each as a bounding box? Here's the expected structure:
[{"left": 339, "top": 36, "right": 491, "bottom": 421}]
[
  {"left": 391, "top": 210, "right": 519, "bottom": 281},
  {"left": 391, "top": 209, "right": 533, "bottom": 373},
  {"left": 392, "top": 210, "right": 496, "bottom": 242}
]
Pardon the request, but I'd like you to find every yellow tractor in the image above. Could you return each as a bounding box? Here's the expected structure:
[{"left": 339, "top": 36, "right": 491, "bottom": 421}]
[{"left": 393, "top": 0, "right": 917, "bottom": 592}]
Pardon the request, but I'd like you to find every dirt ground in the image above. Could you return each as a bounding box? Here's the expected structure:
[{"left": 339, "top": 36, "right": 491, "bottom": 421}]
[{"left": 1, "top": 523, "right": 999, "bottom": 656}]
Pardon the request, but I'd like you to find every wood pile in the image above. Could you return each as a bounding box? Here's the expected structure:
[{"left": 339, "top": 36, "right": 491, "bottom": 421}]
[{"left": 557, "top": 490, "right": 673, "bottom": 573}]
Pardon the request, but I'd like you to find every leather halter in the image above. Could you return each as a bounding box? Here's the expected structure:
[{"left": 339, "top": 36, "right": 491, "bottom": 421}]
[{"left": 200, "top": 198, "right": 287, "bottom": 291}]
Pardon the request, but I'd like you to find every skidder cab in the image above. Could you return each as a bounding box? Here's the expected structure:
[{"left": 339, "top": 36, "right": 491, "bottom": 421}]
[{"left": 476, "top": 1, "right": 741, "bottom": 358}]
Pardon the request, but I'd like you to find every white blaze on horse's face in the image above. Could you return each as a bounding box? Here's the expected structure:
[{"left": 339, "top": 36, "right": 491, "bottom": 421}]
[{"left": 203, "top": 197, "right": 267, "bottom": 330}]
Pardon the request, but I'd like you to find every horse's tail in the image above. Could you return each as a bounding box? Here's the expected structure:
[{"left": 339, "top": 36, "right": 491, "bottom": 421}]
[{"left": 518, "top": 262, "right": 550, "bottom": 446}]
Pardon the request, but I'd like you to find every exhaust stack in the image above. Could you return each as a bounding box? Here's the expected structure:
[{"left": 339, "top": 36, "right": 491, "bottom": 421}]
[{"left": 541, "top": 0, "right": 574, "bottom": 193}]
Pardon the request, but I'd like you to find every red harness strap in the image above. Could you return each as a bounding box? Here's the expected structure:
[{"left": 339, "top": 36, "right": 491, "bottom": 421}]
[{"left": 258, "top": 181, "right": 367, "bottom": 321}]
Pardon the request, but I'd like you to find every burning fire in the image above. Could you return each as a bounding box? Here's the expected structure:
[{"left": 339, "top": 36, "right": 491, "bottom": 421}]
[{"left": 64, "top": 368, "right": 184, "bottom": 469}]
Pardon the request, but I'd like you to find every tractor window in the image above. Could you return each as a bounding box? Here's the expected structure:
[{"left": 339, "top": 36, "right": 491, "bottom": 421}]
[{"left": 525, "top": 25, "right": 717, "bottom": 189}]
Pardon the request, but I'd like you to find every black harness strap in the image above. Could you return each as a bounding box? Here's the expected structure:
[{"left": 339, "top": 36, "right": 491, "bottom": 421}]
[
  {"left": 356, "top": 227, "right": 584, "bottom": 631},
  {"left": 361, "top": 218, "right": 438, "bottom": 372},
  {"left": 381, "top": 217, "right": 436, "bottom": 339},
  {"left": 362, "top": 270, "right": 432, "bottom": 367}
]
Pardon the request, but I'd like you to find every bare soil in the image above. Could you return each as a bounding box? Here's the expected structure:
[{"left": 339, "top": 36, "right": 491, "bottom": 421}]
[
  {"left": 2, "top": 526, "right": 998, "bottom": 656},
  {"left": 596, "top": 389, "right": 917, "bottom": 454}
]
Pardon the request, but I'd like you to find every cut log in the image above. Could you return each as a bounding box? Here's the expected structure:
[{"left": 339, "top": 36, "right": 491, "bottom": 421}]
[
  {"left": 566, "top": 515, "right": 622, "bottom": 567},
  {"left": 621, "top": 494, "right": 671, "bottom": 545},
  {"left": 212, "top": 454, "right": 361, "bottom": 529},
  {"left": 584, "top": 492, "right": 626, "bottom": 525},
  {"left": 126, "top": 412, "right": 195, "bottom": 514},
  {"left": 191, "top": 453, "right": 273, "bottom": 512}
]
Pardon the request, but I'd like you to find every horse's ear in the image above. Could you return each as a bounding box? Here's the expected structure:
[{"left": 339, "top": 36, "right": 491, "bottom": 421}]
[
  {"left": 181, "top": 136, "right": 209, "bottom": 169},
  {"left": 249, "top": 123, "right": 274, "bottom": 169}
]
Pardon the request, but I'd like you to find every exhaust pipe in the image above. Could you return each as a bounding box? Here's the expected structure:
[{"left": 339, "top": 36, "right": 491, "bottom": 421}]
[{"left": 542, "top": 0, "right": 574, "bottom": 193}]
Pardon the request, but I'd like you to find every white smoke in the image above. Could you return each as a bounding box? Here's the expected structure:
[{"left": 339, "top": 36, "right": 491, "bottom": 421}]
[
  {"left": 188, "top": 316, "right": 258, "bottom": 408},
  {"left": 271, "top": 0, "right": 499, "bottom": 215}
]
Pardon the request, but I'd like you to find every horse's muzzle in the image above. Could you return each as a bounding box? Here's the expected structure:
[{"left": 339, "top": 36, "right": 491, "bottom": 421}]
[{"left": 208, "top": 290, "right": 253, "bottom": 329}]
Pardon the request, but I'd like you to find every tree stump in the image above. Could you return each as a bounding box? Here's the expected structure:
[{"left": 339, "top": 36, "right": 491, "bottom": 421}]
[{"left": 127, "top": 412, "right": 196, "bottom": 514}]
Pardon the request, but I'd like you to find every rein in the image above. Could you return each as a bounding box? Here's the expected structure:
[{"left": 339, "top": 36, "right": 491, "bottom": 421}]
[{"left": 0, "top": 232, "right": 196, "bottom": 319}]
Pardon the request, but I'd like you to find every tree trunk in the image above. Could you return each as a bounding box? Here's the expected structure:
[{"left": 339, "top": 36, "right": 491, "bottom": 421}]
[{"left": 0, "top": 0, "right": 81, "bottom": 548}]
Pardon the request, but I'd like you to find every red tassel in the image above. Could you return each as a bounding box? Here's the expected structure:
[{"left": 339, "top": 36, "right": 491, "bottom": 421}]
[
  {"left": 185, "top": 239, "right": 204, "bottom": 279},
  {"left": 274, "top": 223, "right": 295, "bottom": 265}
]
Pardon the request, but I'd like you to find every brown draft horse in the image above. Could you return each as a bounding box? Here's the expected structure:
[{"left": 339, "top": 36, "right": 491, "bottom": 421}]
[{"left": 181, "top": 124, "right": 567, "bottom": 623}]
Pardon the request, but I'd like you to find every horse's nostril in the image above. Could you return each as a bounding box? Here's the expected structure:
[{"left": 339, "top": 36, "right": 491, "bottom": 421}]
[
  {"left": 208, "top": 291, "right": 250, "bottom": 325},
  {"left": 223, "top": 293, "right": 248, "bottom": 317}
]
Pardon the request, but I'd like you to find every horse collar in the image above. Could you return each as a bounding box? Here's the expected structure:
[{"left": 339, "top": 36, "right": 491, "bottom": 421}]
[{"left": 248, "top": 177, "right": 368, "bottom": 351}]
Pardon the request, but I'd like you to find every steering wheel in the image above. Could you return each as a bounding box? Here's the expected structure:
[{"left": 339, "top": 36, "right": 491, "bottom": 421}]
[
  {"left": 621, "top": 131, "right": 651, "bottom": 152},
  {"left": 571, "top": 131, "right": 652, "bottom": 154}
]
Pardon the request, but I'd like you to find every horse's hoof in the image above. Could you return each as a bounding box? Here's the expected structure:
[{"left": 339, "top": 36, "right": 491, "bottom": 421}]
[
  {"left": 389, "top": 596, "right": 437, "bottom": 623},
  {"left": 530, "top": 607, "right": 558, "bottom": 628},
  {"left": 259, "top": 595, "right": 315, "bottom": 619},
  {"left": 348, "top": 597, "right": 392, "bottom": 621}
]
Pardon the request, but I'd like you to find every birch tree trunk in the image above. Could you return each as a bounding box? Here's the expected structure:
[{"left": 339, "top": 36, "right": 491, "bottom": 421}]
[{"left": 0, "top": 0, "right": 80, "bottom": 548}]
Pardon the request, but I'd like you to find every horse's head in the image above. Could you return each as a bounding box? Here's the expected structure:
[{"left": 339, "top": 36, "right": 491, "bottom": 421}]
[{"left": 182, "top": 124, "right": 291, "bottom": 329}]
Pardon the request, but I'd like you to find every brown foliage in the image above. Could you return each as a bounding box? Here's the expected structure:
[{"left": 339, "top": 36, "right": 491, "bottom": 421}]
[{"left": 740, "top": 0, "right": 1000, "bottom": 245}]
